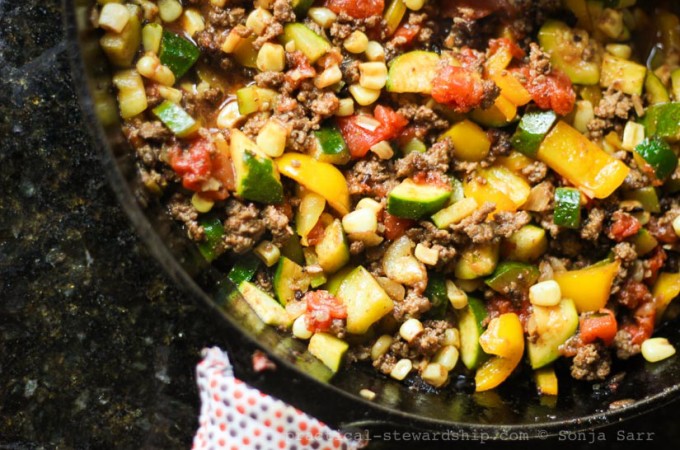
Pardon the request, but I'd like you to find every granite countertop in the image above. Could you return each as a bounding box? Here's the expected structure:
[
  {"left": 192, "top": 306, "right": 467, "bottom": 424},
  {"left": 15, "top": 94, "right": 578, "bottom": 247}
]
[{"left": 1, "top": 0, "right": 679, "bottom": 448}]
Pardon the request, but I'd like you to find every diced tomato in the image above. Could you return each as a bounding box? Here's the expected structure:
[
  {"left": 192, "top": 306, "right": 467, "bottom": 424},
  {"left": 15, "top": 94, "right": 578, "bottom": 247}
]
[
  {"left": 645, "top": 246, "right": 667, "bottom": 284},
  {"left": 520, "top": 67, "right": 576, "bottom": 116},
  {"left": 617, "top": 279, "right": 652, "bottom": 310},
  {"left": 392, "top": 22, "right": 420, "bottom": 47},
  {"left": 431, "top": 65, "right": 486, "bottom": 113},
  {"left": 608, "top": 212, "right": 641, "bottom": 242},
  {"left": 285, "top": 51, "right": 316, "bottom": 90},
  {"left": 382, "top": 211, "right": 415, "bottom": 240},
  {"left": 396, "top": 125, "right": 428, "bottom": 147},
  {"left": 325, "top": 0, "right": 384, "bottom": 19},
  {"left": 304, "top": 290, "right": 347, "bottom": 333},
  {"left": 623, "top": 302, "right": 656, "bottom": 346},
  {"left": 337, "top": 105, "right": 408, "bottom": 158},
  {"left": 169, "top": 139, "right": 232, "bottom": 200},
  {"left": 306, "top": 219, "right": 326, "bottom": 246},
  {"left": 579, "top": 309, "right": 618, "bottom": 346},
  {"left": 488, "top": 37, "right": 526, "bottom": 60},
  {"left": 648, "top": 218, "right": 678, "bottom": 244},
  {"left": 251, "top": 350, "right": 276, "bottom": 372}
]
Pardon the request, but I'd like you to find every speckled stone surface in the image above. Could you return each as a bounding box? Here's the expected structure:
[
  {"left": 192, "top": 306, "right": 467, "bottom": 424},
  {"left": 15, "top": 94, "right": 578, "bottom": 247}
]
[{"left": 1, "top": 0, "right": 679, "bottom": 448}]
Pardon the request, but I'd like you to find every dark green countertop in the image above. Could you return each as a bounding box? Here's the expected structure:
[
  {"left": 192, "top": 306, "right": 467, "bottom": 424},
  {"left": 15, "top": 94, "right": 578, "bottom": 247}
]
[{"left": 0, "top": 0, "right": 679, "bottom": 448}]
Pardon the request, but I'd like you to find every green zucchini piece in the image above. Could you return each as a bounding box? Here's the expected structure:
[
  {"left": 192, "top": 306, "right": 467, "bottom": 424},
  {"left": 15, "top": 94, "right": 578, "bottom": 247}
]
[
  {"left": 159, "top": 30, "right": 200, "bottom": 79},
  {"left": 511, "top": 109, "right": 558, "bottom": 157},
  {"left": 501, "top": 225, "right": 548, "bottom": 263},
  {"left": 384, "top": 0, "right": 407, "bottom": 36},
  {"left": 554, "top": 187, "right": 581, "bottom": 229},
  {"left": 198, "top": 217, "right": 224, "bottom": 262},
  {"left": 292, "top": 0, "right": 314, "bottom": 16},
  {"left": 527, "top": 299, "right": 579, "bottom": 369},
  {"left": 630, "top": 228, "right": 658, "bottom": 256},
  {"left": 280, "top": 233, "right": 305, "bottom": 265},
  {"left": 236, "top": 86, "right": 278, "bottom": 116},
  {"left": 308, "top": 332, "right": 349, "bottom": 373},
  {"left": 538, "top": 20, "right": 600, "bottom": 85},
  {"left": 238, "top": 281, "right": 293, "bottom": 328},
  {"left": 336, "top": 266, "right": 394, "bottom": 335},
  {"left": 230, "top": 130, "right": 284, "bottom": 204},
  {"left": 645, "top": 72, "right": 671, "bottom": 105},
  {"left": 273, "top": 256, "right": 310, "bottom": 305},
  {"left": 386, "top": 51, "right": 440, "bottom": 94},
  {"left": 387, "top": 179, "right": 451, "bottom": 220},
  {"left": 100, "top": 5, "right": 142, "bottom": 67},
  {"left": 311, "top": 127, "right": 351, "bottom": 165},
  {"left": 449, "top": 178, "right": 465, "bottom": 204},
  {"left": 485, "top": 262, "right": 540, "bottom": 295},
  {"left": 634, "top": 136, "right": 678, "bottom": 180},
  {"left": 315, "top": 219, "right": 350, "bottom": 274},
  {"left": 600, "top": 53, "right": 646, "bottom": 96},
  {"left": 303, "top": 248, "right": 327, "bottom": 288},
  {"left": 623, "top": 186, "right": 661, "bottom": 213},
  {"left": 454, "top": 243, "right": 500, "bottom": 280},
  {"left": 424, "top": 272, "right": 449, "bottom": 320},
  {"left": 458, "top": 297, "right": 488, "bottom": 370},
  {"left": 281, "top": 23, "right": 330, "bottom": 63},
  {"left": 324, "top": 265, "right": 356, "bottom": 296},
  {"left": 227, "top": 253, "right": 260, "bottom": 286},
  {"left": 401, "top": 138, "right": 427, "bottom": 155},
  {"left": 640, "top": 102, "right": 680, "bottom": 142},
  {"left": 152, "top": 100, "right": 198, "bottom": 137}
]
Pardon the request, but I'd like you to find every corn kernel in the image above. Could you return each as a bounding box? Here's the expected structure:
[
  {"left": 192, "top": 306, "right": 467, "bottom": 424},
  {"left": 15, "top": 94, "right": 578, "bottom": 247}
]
[
  {"left": 672, "top": 215, "right": 680, "bottom": 238},
  {"left": 414, "top": 244, "right": 439, "bottom": 266},
  {"left": 293, "top": 315, "right": 313, "bottom": 340},
  {"left": 112, "top": 69, "right": 148, "bottom": 119},
  {"left": 375, "top": 277, "right": 405, "bottom": 301},
  {"left": 256, "top": 43, "right": 286, "bottom": 72},
  {"left": 256, "top": 119, "right": 288, "bottom": 157},
  {"left": 158, "top": 85, "right": 183, "bottom": 103},
  {"left": 359, "top": 61, "right": 388, "bottom": 90},
  {"left": 314, "top": 65, "right": 343, "bottom": 89},
  {"left": 622, "top": 121, "right": 645, "bottom": 151},
  {"left": 356, "top": 198, "right": 383, "bottom": 215},
  {"left": 421, "top": 362, "right": 448, "bottom": 387},
  {"left": 390, "top": 359, "right": 413, "bottom": 380},
  {"left": 99, "top": 3, "right": 130, "bottom": 33},
  {"left": 606, "top": 44, "right": 632, "bottom": 60},
  {"left": 572, "top": 100, "right": 594, "bottom": 134},
  {"left": 254, "top": 240, "right": 281, "bottom": 267},
  {"left": 308, "top": 7, "right": 337, "bottom": 28},
  {"left": 371, "top": 334, "right": 393, "bottom": 360},
  {"left": 182, "top": 8, "right": 205, "bottom": 36},
  {"left": 210, "top": 0, "right": 227, "bottom": 6},
  {"left": 335, "top": 98, "right": 355, "bottom": 117},
  {"left": 399, "top": 318, "right": 424, "bottom": 343},
  {"left": 433, "top": 346, "right": 459, "bottom": 372},
  {"left": 641, "top": 337, "right": 676, "bottom": 363},
  {"left": 246, "top": 8, "right": 273, "bottom": 35},
  {"left": 365, "top": 41, "right": 385, "bottom": 61},
  {"left": 142, "top": 23, "right": 163, "bottom": 54},
  {"left": 369, "top": 140, "right": 394, "bottom": 159},
  {"left": 442, "top": 328, "right": 460, "bottom": 348},
  {"left": 342, "top": 208, "right": 378, "bottom": 234},
  {"left": 132, "top": 0, "right": 158, "bottom": 21},
  {"left": 359, "top": 388, "right": 376, "bottom": 400},
  {"left": 404, "top": 0, "right": 426, "bottom": 11},
  {"left": 529, "top": 280, "right": 562, "bottom": 307},
  {"left": 221, "top": 27, "right": 246, "bottom": 53},
  {"left": 445, "top": 280, "right": 468, "bottom": 309},
  {"left": 191, "top": 192, "right": 214, "bottom": 213},
  {"left": 158, "top": 0, "right": 182, "bottom": 23},
  {"left": 136, "top": 54, "right": 176, "bottom": 86},
  {"left": 343, "top": 31, "right": 369, "bottom": 54}
]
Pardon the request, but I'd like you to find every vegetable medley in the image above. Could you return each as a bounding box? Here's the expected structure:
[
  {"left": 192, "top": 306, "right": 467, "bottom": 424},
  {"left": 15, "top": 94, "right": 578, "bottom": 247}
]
[{"left": 98, "top": 0, "right": 680, "bottom": 395}]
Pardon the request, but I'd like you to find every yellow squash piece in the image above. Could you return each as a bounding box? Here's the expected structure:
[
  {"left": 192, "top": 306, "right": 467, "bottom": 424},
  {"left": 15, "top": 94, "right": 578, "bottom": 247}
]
[
  {"left": 336, "top": 266, "right": 394, "bottom": 335},
  {"left": 537, "top": 121, "right": 630, "bottom": 199},
  {"left": 480, "top": 313, "right": 524, "bottom": 359},
  {"left": 492, "top": 74, "right": 532, "bottom": 107},
  {"left": 276, "top": 153, "right": 350, "bottom": 216},
  {"left": 439, "top": 120, "right": 491, "bottom": 162},
  {"left": 475, "top": 313, "right": 524, "bottom": 392},
  {"left": 653, "top": 272, "right": 680, "bottom": 324},
  {"left": 308, "top": 333, "right": 349, "bottom": 373},
  {"left": 534, "top": 367, "right": 558, "bottom": 396},
  {"left": 464, "top": 165, "right": 531, "bottom": 215},
  {"left": 553, "top": 260, "right": 620, "bottom": 313}
]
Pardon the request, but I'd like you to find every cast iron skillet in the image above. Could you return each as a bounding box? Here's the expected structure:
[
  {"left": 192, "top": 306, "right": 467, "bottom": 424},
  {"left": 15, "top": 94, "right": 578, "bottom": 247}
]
[{"left": 65, "top": 0, "right": 680, "bottom": 441}]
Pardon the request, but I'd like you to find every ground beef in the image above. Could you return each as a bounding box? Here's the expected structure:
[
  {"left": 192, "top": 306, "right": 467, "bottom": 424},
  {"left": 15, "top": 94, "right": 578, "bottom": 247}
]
[
  {"left": 182, "top": 86, "right": 224, "bottom": 119},
  {"left": 581, "top": 208, "right": 606, "bottom": 241},
  {"left": 494, "top": 211, "right": 532, "bottom": 238},
  {"left": 407, "top": 221, "right": 461, "bottom": 263},
  {"left": 329, "top": 12, "right": 384, "bottom": 46},
  {"left": 221, "top": 199, "right": 266, "bottom": 254},
  {"left": 487, "top": 129, "right": 512, "bottom": 158},
  {"left": 144, "top": 82, "right": 163, "bottom": 108},
  {"left": 253, "top": 19, "right": 284, "bottom": 50},
  {"left": 345, "top": 155, "right": 397, "bottom": 199},
  {"left": 622, "top": 166, "right": 651, "bottom": 190},
  {"left": 241, "top": 112, "right": 270, "bottom": 138},
  {"left": 254, "top": 71, "right": 286, "bottom": 89},
  {"left": 587, "top": 87, "right": 634, "bottom": 138},
  {"left": 392, "top": 290, "right": 431, "bottom": 321},
  {"left": 262, "top": 204, "right": 293, "bottom": 246},
  {"left": 613, "top": 241, "right": 638, "bottom": 263},
  {"left": 613, "top": 329, "right": 641, "bottom": 360},
  {"left": 521, "top": 161, "right": 548, "bottom": 183},
  {"left": 207, "top": 5, "right": 245, "bottom": 28},
  {"left": 138, "top": 121, "right": 172, "bottom": 142},
  {"left": 349, "top": 239, "right": 365, "bottom": 256},
  {"left": 396, "top": 104, "right": 450, "bottom": 137},
  {"left": 528, "top": 42, "right": 551, "bottom": 76},
  {"left": 373, "top": 353, "right": 397, "bottom": 375},
  {"left": 272, "top": 0, "right": 295, "bottom": 23},
  {"left": 617, "top": 279, "right": 652, "bottom": 310},
  {"left": 394, "top": 141, "right": 451, "bottom": 178},
  {"left": 254, "top": 268, "right": 274, "bottom": 295},
  {"left": 340, "top": 59, "right": 361, "bottom": 85},
  {"left": 449, "top": 202, "right": 498, "bottom": 244},
  {"left": 168, "top": 193, "right": 204, "bottom": 241},
  {"left": 571, "top": 343, "right": 612, "bottom": 381},
  {"left": 409, "top": 320, "right": 448, "bottom": 356}
]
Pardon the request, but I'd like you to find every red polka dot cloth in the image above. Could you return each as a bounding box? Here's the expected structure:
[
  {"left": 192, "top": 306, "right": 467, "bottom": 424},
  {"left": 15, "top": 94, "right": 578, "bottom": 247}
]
[{"left": 193, "top": 347, "right": 360, "bottom": 450}]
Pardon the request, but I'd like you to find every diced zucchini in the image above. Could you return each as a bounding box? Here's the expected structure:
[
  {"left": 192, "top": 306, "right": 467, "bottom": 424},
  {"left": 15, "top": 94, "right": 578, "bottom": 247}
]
[
  {"left": 303, "top": 248, "right": 327, "bottom": 288},
  {"left": 470, "top": 99, "right": 517, "bottom": 128},
  {"left": 311, "top": 126, "right": 351, "bottom": 165},
  {"left": 198, "top": 217, "right": 224, "bottom": 262},
  {"left": 315, "top": 219, "right": 350, "bottom": 274},
  {"left": 476, "top": 165, "right": 532, "bottom": 209},
  {"left": 386, "top": 51, "right": 440, "bottom": 94},
  {"left": 387, "top": 179, "right": 451, "bottom": 220},
  {"left": 152, "top": 100, "right": 198, "bottom": 137},
  {"left": 511, "top": 109, "right": 557, "bottom": 157},
  {"left": 159, "top": 29, "right": 200, "bottom": 78},
  {"left": 273, "top": 256, "right": 310, "bottom": 305},
  {"left": 634, "top": 136, "right": 678, "bottom": 180},
  {"left": 538, "top": 20, "right": 600, "bottom": 85},
  {"left": 439, "top": 120, "right": 491, "bottom": 162},
  {"left": 640, "top": 102, "right": 680, "bottom": 143},
  {"left": 623, "top": 186, "right": 660, "bottom": 213},
  {"left": 324, "top": 265, "right": 356, "bottom": 296},
  {"left": 553, "top": 187, "right": 581, "bottom": 229},
  {"left": 501, "top": 225, "right": 548, "bottom": 263},
  {"left": 280, "top": 232, "right": 305, "bottom": 265},
  {"left": 653, "top": 272, "right": 680, "bottom": 323},
  {"left": 308, "top": 333, "right": 349, "bottom": 373},
  {"left": 296, "top": 189, "right": 325, "bottom": 246},
  {"left": 630, "top": 228, "right": 658, "bottom": 256},
  {"left": 281, "top": 23, "right": 330, "bottom": 63},
  {"left": 227, "top": 253, "right": 260, "bottom": 286},
  {"left": 527, "top": 299, "right": 579, "bottom": 369},
  {"left": 454, "top": 243, "right": 500, "bottom": 280},
  {"left": 238, "top": 281, "right": 293, "bottom": 328},
  {"left": 424, "top": 272, "right": 449, "bottom": 320},
  {"left": 336, "top": 266, "right": 394, "bottom": 335},
  {"left": 600, "top": 53, "right": 646, "bottom": 96},
  {"left": 431, "top": 197, "right": 478, "bottom": 229},
  {"left": 645, "top": 71, "right": 671, "bottom": 105},
  {"left": 485, "top": 262, "right": 540, "bottom": 295},
  {"left": 384, "top": 0, "right": 407, "bottom": 36},
  {"left": 100, "top": 5, "right": 141, "bottom": 67},
  {"left": 230, "top": 129, "right": 284, "bottom": 204},
  {"left": 292, "top": 0, "right": 314, "bottom": 16},
  {"left": 236, "top": 86, "right": 278, "bottom": 116},
  {"left": 457, "top": 297, "right": 488, "bottom": 370}
]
